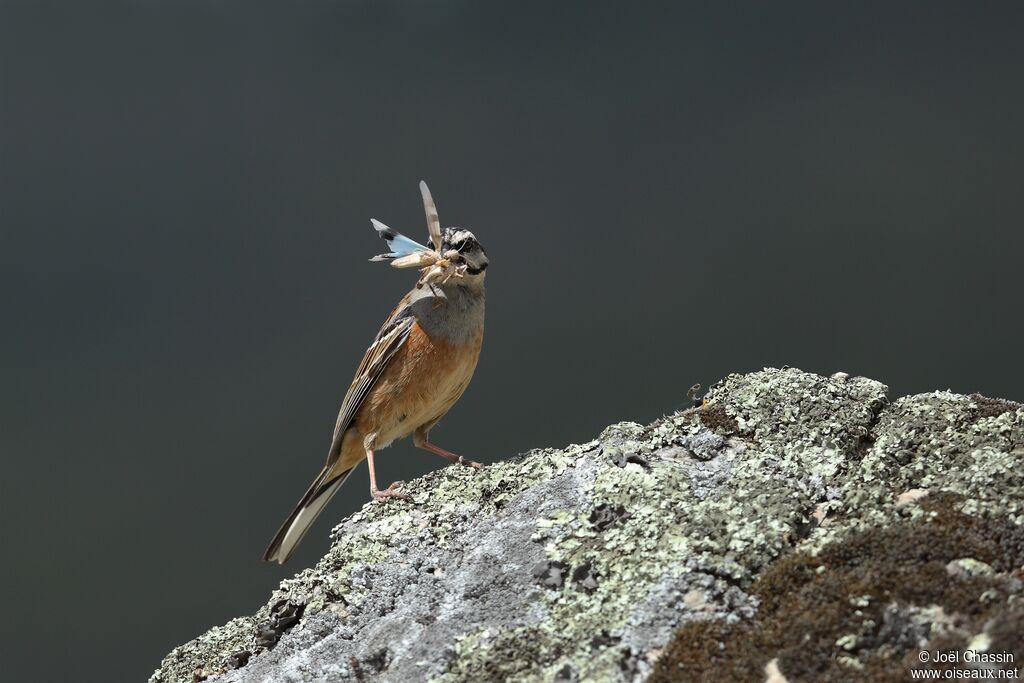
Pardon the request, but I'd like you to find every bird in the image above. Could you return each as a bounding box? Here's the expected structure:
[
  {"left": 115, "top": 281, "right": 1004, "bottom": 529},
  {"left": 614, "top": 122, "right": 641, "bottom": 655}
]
[{"left": 263, "top": 181, "right": 488, "bottom": 564}]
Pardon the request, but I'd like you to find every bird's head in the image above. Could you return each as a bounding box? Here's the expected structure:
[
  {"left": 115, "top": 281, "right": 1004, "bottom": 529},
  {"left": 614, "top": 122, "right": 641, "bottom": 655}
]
[
  {"left": 369, "top": 181, "right": 487, "bottom": 288},
  {"left": 440, "top": 227, "right": 488, "bottom": 277}
]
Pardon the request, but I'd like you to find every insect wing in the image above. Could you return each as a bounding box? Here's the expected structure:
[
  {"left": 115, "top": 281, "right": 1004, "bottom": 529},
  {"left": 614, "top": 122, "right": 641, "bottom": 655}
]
[
  {"left": 369, "top": 219, "right": 431, "bottom": 262},
  {"left": 390, "top": 252, "right": 436, "bottom": 269},
  {"left": 419, "top": 181, "right": 443, "bottom": 252}
]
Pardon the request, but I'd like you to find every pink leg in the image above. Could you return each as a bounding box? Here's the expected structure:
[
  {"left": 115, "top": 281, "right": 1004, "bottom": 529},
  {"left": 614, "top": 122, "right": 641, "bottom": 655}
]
[
  {"left": 366, "top": 448, "right": 409, "bottom": 501},
  {"left": 413, "top": 432, "right": 483, "bottom": 469}
]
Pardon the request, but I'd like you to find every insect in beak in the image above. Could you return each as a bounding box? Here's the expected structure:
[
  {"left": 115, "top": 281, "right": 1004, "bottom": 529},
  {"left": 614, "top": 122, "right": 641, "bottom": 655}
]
[{"left": 367, "top": 181, "right": 470, "bottom": 288}]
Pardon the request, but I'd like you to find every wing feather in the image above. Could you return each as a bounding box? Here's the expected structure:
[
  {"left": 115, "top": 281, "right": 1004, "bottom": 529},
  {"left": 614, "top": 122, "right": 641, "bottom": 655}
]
[
  {"left": 369, "top": 218, "right": 431, "bottom": 262},
  {"left": 419, "top": 181, "right": 443, "bottom": 251},
  {"left": 324, "top": 312, "right": 415, "bottom": 465}
]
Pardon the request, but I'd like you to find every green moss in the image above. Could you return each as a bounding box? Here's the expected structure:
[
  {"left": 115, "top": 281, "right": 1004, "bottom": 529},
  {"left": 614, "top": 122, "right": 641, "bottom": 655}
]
[
  {"left": 438, "top": 369, "right": 898, "bottom": 682},
  {"left": 651, "top": 494, "right": 1024, "bottom": 683},
  {"left": 149, "top": 617, "right": 255, "bottom": 683},
  {"left": 851, "top": 392, "right": 1024, "bottom": 522}
]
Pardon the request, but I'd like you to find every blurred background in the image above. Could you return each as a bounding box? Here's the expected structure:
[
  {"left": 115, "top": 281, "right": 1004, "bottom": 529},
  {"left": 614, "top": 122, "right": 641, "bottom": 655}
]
[{"left": 2, "top": 1, "right": 1022, "bottom": 680}]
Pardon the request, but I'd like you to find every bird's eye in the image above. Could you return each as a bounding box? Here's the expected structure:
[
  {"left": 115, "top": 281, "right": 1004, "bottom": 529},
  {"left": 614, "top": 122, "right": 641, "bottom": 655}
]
[{"left": 459, "top": 237, "right": 479, "bottom": 252}]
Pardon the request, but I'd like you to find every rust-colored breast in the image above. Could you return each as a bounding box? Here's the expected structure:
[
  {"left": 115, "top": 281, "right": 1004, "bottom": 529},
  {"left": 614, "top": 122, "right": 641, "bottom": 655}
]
[{"left": 355, "top": 320, "right": 483, "bottom": 448}]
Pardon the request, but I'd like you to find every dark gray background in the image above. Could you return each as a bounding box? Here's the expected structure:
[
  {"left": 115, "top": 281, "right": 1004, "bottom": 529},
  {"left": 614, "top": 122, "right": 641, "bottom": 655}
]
[{"left": 2, "top": 2, "right": 1022, "bottom": 681}]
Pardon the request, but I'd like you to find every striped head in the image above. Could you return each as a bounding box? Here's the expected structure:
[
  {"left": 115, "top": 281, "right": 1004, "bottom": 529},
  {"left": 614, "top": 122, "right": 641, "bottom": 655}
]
[
  {"left": 369, "top": 181, "right": 488, "bottom": 287},
  {"left": 441, "top": 228, "right": 488, "bottom": 277}
]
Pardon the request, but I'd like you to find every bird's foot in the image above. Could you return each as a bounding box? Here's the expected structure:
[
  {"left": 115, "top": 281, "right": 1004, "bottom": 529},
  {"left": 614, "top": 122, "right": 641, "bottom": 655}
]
[
  {"left": 453, "top": 455, "right": 483, "bottom": 469},
  {"left": 417, "top": 439, "right": 484, "bottom": 469},
  {"left": 371, "top": 480, "right": 410, "bottom": 501}
]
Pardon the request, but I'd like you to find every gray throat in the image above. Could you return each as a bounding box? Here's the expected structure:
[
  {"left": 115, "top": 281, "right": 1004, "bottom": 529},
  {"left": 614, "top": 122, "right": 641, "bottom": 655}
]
[{"left": 404, "top": 280, "right": 485, "bottom": 344}]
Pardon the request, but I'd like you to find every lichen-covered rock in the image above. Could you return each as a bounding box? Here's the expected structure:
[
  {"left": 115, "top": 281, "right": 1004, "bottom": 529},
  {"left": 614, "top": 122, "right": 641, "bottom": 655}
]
[{"left": 150, "top": 368, "right": 1023, "bottom": 683}]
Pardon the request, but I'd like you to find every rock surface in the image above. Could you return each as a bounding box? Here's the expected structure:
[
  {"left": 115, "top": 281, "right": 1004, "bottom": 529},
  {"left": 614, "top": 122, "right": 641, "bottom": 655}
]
[{"left": 151, "top": 368, "right": 1024, "bottom": 683}]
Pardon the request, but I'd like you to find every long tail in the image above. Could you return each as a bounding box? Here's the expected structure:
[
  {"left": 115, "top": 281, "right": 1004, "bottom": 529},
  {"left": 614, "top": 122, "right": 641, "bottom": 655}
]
[{"left": 263, "top": 465, "right": 355, "bottom": 564}]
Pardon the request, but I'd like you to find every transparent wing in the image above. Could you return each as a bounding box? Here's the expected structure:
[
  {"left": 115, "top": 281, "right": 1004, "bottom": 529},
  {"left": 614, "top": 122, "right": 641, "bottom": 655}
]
[{"left": 369, "top": 219, "right": 431, "bottom": 262}]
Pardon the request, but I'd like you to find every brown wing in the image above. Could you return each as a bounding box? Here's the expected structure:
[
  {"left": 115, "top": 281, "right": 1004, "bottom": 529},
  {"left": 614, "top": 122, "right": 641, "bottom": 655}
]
[
  {"left": 324, "top": 308, "right": 416, "bottom": 466},
  {"left": 419, "top": 180, "right": 443, "bottom": 251},
  {"left": 263, "top": 312, "right": 413, "bottom": 564}
]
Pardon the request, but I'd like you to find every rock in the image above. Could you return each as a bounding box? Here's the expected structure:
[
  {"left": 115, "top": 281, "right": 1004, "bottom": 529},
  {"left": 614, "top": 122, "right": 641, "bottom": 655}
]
[
  {"left": 763, "top": 658, "right": 789, "bottom": 683},
  {"left": 149, "top": 368, "right": 1024, "bottom": 683},
  {"left": 945, "top": 557, "right": 995, "bottom": 580}
]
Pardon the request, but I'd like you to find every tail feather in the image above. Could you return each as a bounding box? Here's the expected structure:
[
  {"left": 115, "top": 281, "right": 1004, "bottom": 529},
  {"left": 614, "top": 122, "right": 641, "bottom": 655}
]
[{"left": 263, "top": 466, "right": 354, "bottom": 564}]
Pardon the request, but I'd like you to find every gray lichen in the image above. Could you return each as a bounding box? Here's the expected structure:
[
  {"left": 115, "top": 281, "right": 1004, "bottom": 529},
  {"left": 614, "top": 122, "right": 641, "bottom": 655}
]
[{"left": 150, "top": 368, "right": 1023, "bottom": 683}]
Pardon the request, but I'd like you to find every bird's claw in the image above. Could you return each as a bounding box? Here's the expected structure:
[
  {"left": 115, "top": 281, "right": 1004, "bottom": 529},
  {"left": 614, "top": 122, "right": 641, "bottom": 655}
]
[{"left": 371, "top": 480, "right": 410, "bottom": 501}]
